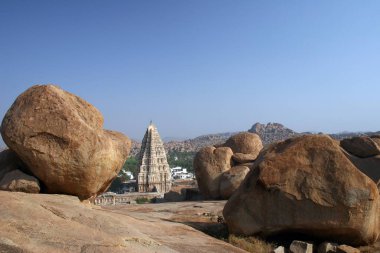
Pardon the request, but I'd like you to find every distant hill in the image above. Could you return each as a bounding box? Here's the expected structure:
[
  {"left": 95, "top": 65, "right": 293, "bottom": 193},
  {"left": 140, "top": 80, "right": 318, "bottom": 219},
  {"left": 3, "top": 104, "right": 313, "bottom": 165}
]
[
  {"left": 129, "top": 123, "right": 380, "bottom": 157},
  {"left": 248, "top": 122, "right": 299, "bottom": 145}
]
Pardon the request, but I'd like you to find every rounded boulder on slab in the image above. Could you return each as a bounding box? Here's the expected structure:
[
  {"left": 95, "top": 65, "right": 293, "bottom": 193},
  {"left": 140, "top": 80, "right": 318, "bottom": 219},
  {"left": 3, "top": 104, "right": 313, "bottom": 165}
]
[
  {"left": 194, "top": 146, "right": 233, "bottom": 199},
  {"left": 1, "top": 85, "right": 131, "bottom": 199},
  {"left": 223, "top": 135, "right": 379, "bottom": 246},
  {"left": 223, "top": 132, "right": 263, "bottom": 156},
  {"left": 340, "top": 136, "right": 380, "bottom": 158}
]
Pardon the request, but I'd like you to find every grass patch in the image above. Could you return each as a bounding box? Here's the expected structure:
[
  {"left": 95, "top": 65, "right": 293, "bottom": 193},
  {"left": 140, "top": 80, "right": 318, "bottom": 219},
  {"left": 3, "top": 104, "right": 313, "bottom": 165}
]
[
  {"left": 135, "top": 197, "right": 151, "bottom": 204},
  {"left": 228, "top": 234, "right": 275, "bottom": 253}
]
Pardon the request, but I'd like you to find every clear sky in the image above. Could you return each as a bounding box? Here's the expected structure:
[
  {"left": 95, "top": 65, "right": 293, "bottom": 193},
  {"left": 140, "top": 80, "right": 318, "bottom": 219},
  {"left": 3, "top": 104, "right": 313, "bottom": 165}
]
[{"left": 1, "top": 1, "right": 380, "bottom": 144}]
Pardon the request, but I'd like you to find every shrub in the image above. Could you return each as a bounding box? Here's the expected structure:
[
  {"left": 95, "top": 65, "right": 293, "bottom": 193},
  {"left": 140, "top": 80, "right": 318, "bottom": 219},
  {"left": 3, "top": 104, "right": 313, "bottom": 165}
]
[{"left": 135, "top": 197, "right": 150, "bottom": 204}]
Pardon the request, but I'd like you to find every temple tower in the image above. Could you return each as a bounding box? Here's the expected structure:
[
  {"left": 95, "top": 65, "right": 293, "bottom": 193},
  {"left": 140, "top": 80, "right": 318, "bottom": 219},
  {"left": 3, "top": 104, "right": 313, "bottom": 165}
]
[{"left": 137, "top": 122, "right": 171, "bottom": 193}]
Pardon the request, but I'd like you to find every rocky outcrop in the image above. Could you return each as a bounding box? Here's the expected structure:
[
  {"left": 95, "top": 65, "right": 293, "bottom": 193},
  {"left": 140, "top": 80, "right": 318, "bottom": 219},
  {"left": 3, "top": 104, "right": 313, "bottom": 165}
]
[
  {"left": 223, "top": 135, "right": 379, "bottom": 246},
  {"left": 194, "top": 132, "right": 263, "bottom": 199},
  {"left": 248, "top": 122, "right": 299, "bottom": 145},
  {"left": 194, "top": 146, "right": 233, "bottom": 199},
  {"left": 0, "top": 191, "right": 246, "bottom": 253},
  {"left": 1, "top": 85, "right": 131, "bottom": 199},
  {"left": 340, "top": 136, "right": 380, "bottom": 158}
]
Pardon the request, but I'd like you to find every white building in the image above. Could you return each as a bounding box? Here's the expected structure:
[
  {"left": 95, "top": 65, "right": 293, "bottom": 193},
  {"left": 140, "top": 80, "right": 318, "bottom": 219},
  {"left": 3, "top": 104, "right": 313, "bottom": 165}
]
[{"left": 170, "top": 167, "right": 194, "bottom": 180}]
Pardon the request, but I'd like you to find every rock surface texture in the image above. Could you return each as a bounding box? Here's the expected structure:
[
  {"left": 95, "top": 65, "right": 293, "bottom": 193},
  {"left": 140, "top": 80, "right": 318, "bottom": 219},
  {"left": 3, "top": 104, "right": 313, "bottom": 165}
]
[
  {"left": 223, "top": 135, "right": 380, "bottom": 246},
  {"left": 0, "top": 191, "right": 246, "bottom": 253},
  {"left": 194, "top": 132, "right": 263, "bottom": 199},
  {"left": 1, "top": 85, "right": 131, "bottom": 199}
]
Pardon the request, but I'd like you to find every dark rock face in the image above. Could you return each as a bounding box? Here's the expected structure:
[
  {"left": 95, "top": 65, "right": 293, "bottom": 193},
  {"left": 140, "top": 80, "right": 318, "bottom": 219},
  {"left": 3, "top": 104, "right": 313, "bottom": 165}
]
[
  {"left": 1, "top": 85, "right": 131, "bottom": 199},
  {"left": 341, "top": 136, "right": 380, "bottom": 158},
  {"left": 223, "top": 135, "right": 379, "bottom": 246}
]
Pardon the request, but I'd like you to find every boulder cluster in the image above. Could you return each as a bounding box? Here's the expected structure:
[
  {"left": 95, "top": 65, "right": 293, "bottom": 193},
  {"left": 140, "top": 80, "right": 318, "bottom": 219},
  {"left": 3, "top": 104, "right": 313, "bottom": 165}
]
[
  {"left": 194, "top": 132, "right": 263, "bottom": 199},
  {"left": 194, "top": 132, "right": 380, "bottom": 246},
  {"left": 0, "top": 85, "right": 131, "bottom": 199}
]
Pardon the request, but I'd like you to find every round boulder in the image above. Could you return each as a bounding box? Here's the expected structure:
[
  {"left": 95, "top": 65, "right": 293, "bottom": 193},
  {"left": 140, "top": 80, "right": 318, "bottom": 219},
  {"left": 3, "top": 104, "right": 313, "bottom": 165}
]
[
  {"left": 223, "top": 135, "right": 379, "bottom": 246},
  {"left": 1, "top": 85, "right": 131, "bottom": 199},
  {"left": 223, "top": 132, "right": 263, "bottom": 156},
  {"left": 194, "top": 146, "right": 233, "bottom": 199}
]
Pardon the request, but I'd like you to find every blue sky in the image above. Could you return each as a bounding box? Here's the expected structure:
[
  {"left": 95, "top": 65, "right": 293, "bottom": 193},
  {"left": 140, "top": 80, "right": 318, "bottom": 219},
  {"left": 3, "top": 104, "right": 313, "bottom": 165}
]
[{"left": 1, "top": 1, "right": 380, "bottom": 144}]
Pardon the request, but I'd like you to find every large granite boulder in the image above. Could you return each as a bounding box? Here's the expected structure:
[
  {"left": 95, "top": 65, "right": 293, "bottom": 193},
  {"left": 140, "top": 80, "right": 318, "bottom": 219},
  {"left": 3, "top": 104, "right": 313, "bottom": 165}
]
[
  {"left": 219, "top": 165, "right": 250, "bottom": 199},
  {"left": 223, "top": 132, "right": 263, "bottom": 157},
  {"left": 1, "top": 85, "right": 131, "bottom": 199},
  {"left": 0, "top": 149, "right": 40, "bottom": 193},
  {"left": 340, "top": 136, "right": 380, "bottom": 158},
  {"left": 223, "top": 135, "right": 379, "bottom": 246},
  {"left": 194, "top": 146, "right": 233, "bottom": 199}
]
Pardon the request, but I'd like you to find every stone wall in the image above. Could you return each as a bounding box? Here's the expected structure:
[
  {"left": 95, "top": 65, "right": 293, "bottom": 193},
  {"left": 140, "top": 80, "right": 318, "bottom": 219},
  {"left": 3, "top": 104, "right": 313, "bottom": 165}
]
[{"left": 93, "top": 192, "right": 163, "bottom": 206}]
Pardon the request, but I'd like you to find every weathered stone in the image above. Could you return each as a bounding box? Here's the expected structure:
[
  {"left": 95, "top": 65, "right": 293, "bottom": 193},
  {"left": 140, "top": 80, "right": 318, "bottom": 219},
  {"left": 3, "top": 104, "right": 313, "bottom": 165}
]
[
  {"left": 272, "top": 246, "right": 286, "bottom": 253},
  {"left": 232, "top": 153, "right": 258, "bottom": 164},
  {"left": 318, "top": 242, "right": 338, "bottom": 253},
  {"left": 1, "top": 85, "right": 131, "bottom": 199},
  {"left": 0, "top": 169, "right": 40, "bottom": 193},
  {"left": 223, "top": 132, "right": 263, "bottom": 156},
  {"left": 340, "top": 136, "right": 380, "bottom": 158},
  {"left": 137, "top": 123, "right": 171, "bottom": 193},
  {"left": 290, "top": 240, "right": 313, "bottom": 253},
  {"left": 223, "top": 135, "right": 379, "bottom": 245},
  {"left": 336, "top": 245, "right": 360, "bottom": 253},
  {"left": 219, "top": 166, "right": 250, "bottom": 199},
  {"left": 194, "top": 146, "right": 233, "bottom": 199}
]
